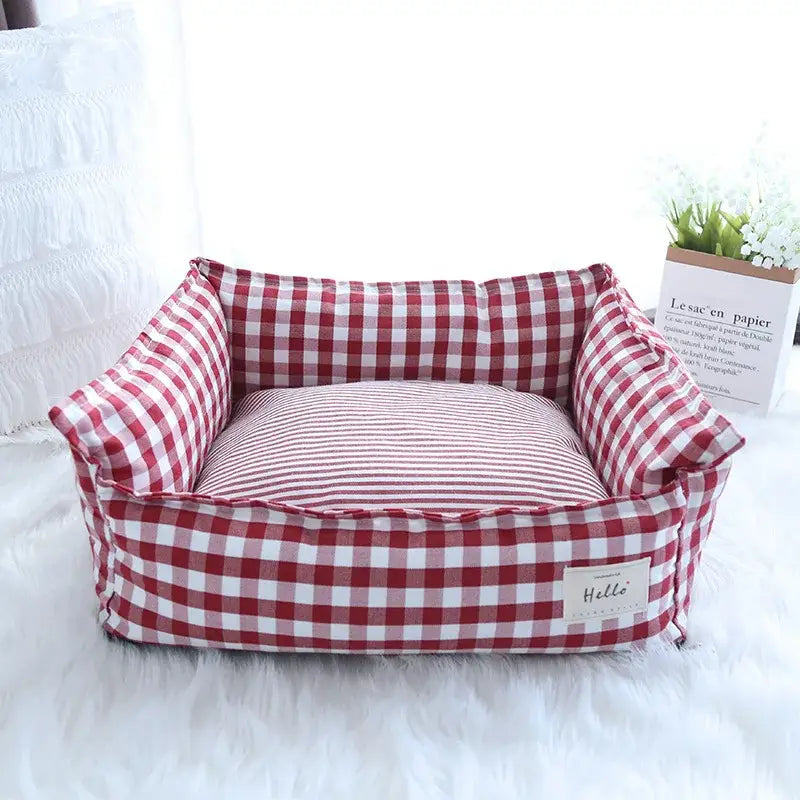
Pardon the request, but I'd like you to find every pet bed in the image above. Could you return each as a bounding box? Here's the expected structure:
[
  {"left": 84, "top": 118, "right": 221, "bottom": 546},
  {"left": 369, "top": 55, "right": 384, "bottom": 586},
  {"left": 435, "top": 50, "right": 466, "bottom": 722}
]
[{"left": 49, "top": 258, "right": 745, "bottom": 653}]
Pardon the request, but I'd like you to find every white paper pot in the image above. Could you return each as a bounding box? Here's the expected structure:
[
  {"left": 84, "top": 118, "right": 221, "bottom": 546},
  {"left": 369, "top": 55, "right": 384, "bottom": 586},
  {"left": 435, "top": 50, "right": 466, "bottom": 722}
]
[{"left": 655, "top": 246, "right": 800, "bottom": 414}]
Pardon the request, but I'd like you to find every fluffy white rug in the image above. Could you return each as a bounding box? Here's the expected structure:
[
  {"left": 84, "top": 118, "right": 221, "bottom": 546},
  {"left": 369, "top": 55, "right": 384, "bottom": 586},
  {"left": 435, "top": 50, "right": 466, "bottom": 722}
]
[{"left": 1, "top": 356, "right": 799, "bottom": 800}]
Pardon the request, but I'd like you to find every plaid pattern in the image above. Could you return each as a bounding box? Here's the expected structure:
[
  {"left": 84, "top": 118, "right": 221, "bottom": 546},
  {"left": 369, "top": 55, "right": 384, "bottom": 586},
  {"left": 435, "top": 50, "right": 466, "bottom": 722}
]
[
  {"left": 70, "top": 452, "right": 116, "bottom": 615},
  {"left": 570, "top": 268, "right": 744, "bottom": 647},
  {"left": 49, "top": 267, "right": 232, "bottom": 494},
  {"left": 571, "top": 267, "right": 745, "bottom": 496},
  {"left": 196, "top": 258, "right": 606, "bottom": 407},
  {"left": 99, "top": 481, "right": 686, "bottom": 653},
  {"left": 49, "top": 260, "right": 744, "bottom": 653},
  {"left": 671, "top": 462, "right": 732, "bottom": 637}
]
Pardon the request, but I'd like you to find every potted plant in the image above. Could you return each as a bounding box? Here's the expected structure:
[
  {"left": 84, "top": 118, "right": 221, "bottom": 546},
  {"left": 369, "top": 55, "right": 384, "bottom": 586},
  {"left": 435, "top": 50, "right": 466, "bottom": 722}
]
[{"left": 654, "top": 168, "right": 800, "bottom": 413}]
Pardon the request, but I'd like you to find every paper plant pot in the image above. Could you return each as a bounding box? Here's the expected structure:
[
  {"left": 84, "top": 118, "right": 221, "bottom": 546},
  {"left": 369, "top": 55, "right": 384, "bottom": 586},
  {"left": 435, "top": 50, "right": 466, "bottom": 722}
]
[{"left": 654, "top": 246, "right": 800, "bottom": 414}]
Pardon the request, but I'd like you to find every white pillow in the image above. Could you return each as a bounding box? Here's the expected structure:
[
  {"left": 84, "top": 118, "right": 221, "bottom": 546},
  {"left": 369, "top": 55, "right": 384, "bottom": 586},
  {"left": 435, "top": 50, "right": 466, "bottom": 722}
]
[{"left": 0, "top": 6, "right": 162, "bottom": 433}]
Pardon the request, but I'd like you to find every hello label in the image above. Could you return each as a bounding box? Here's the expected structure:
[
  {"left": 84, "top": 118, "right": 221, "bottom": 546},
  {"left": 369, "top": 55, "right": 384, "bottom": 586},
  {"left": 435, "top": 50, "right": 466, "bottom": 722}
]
[{"left": 562, "top": 558, "right": 651, "bottom": 622}]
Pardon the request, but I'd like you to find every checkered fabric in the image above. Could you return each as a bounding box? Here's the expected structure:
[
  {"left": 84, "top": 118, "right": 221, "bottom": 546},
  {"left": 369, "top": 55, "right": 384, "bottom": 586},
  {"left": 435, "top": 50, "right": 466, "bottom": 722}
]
[
  {"left": 570, "top": 268, "right": 744, "bottom": 645},
  {"left": 196, "top": 258, "right": 606, "bottom": 407},
  {"left": 49, "top": 259, "right": 744, "bottom": 653},
  {"left": 49, "top": 267, "right": 232, "bottom": 494},
  {"left": 571, "top": 267, "right": 745, "bottom": 496},
  {"left": 98, "top": 480, "right": 686, "bottom": 652},
  {"left": 69, "top": 451, "right": 116, "bottom": 616},
  {"left": 671, "top": 462, "right": 732, "bottom": 638}
]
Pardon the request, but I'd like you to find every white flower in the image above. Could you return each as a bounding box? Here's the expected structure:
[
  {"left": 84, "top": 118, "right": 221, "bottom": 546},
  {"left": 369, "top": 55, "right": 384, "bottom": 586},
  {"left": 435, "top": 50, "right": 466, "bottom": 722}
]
[
  {"left": 655, "top": 155, "right": 800, "bottom": 271},
  {"left": 725, "top": 189, "right": 750, "bottom": 216}
]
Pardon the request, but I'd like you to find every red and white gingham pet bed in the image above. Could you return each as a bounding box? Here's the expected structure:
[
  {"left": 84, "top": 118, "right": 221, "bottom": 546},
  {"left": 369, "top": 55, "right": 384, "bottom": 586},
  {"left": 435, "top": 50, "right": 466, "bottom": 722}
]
[{"left": 49, "top": 259, "right": 745, "bottom": 653}]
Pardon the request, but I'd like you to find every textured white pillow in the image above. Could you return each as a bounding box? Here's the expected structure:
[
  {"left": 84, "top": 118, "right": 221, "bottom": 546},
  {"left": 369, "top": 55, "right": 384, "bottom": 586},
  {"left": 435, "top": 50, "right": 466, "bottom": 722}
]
[{"left": 0, "top": 6, "right": 162, "bottom": 433}]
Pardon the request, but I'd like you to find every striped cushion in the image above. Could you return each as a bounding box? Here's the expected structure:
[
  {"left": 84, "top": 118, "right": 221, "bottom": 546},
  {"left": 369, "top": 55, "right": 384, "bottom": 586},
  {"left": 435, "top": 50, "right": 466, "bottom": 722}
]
[{"left": 194, "top": 380, "right": 609, "bottom": 512}]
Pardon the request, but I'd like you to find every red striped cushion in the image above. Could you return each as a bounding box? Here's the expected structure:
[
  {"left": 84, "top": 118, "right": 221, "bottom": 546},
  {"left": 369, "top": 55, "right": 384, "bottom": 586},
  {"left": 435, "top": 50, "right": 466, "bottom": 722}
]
[{"left": 194, "top": 381, "right": 609, "bottom": 512}]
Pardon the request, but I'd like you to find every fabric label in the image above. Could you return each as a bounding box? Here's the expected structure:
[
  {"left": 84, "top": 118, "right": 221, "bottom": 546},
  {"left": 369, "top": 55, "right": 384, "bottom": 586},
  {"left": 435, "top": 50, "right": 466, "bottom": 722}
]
[{"left": 562, "top": 557, "right": 651, "bottom": 622}]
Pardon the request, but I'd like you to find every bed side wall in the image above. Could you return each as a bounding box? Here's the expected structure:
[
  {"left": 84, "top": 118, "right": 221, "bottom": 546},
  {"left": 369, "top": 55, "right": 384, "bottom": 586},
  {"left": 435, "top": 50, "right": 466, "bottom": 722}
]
[
  {"left": 570, "top": 267, "right": 744, "bottom": 634},
  {"left": 49, "top": 266, "right": 233, "bottom": 495},
  {"left": 571, "top": 266, "right": 745, "bottom": 497},
  {"left": 196, "top": 258, "right": 608, "bottom": 407},
  {"left": 69, "top": 450, "right": 116, "bottom": 616},
  {"left": 672, "top": 460, "right": 733, "bottom": 639}
]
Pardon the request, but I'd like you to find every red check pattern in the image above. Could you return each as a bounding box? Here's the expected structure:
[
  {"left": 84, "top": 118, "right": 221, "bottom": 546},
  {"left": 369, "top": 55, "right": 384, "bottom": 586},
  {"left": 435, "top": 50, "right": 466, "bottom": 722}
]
[
  {"left": 49, "top": 260, "right": 744, "bottom": 653},
  {"left": 49, "top": 267, "right": 232, "bottom": 494},
  {"left": 570, "top": 267, "right": 744, "bottom": 644},
  {"left": 672, "top": 461, "right": 732, "bottom": 637},
  {"left": 69, "top": 451, "right": 116, "bottom": 616},
  {"left": 99, "top": 481, "right": 686, "bottom": 653},
  {"left": 196, "top": 258, "right": 606, "bottom": 408},
  {"left": 571, "top": 267, "right": 745, "bottom": 496}
]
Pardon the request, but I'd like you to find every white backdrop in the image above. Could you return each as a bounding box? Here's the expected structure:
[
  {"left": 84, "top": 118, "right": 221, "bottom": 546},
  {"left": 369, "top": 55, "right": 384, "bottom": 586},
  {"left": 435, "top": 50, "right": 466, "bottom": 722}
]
[{"left": 38, "top": 0, "right": 800, "bottom": 307}]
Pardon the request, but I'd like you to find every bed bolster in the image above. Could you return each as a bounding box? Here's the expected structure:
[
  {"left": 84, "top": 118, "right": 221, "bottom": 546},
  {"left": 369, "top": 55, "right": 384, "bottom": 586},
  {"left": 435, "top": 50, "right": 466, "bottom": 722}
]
[
  {"left": 570, "top": 265, "right": 745, "bottom": 498},
  {"left": 48, "top": 266, "right": 232, "bottom": 494}
]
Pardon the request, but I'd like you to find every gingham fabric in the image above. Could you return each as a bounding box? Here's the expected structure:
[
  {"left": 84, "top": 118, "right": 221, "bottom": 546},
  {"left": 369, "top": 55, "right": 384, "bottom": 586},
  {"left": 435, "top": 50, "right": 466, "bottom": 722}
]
[
  {"left": 97, "top": 480, "right": 686, "bottom": 652},
  {"left": 671, "top": 462, "right": 732, "bottom": 638},
  {"left": 49, "top": 260, "right": 744, "bottom": 653},
  {"left": 69, "top": 451, "right": 116, "bottom": 617},
  {"left": 49, "top": 267, "right": 232, "bottom": 494},
  {"left": 571, "top": 267, "right": 745, "bottom": 496},
  {"left": 193, "top": 380, "right": 610, "bottom": 512},
  {"left": 196, "top": 258, "right": 606, "bottom": 408}
]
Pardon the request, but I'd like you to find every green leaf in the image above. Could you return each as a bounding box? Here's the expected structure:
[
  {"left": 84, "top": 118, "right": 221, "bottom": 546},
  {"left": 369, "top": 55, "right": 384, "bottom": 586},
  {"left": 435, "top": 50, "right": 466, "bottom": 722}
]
[
  {"left": 718, "top": 219, "right": 745, "bottom": 259},
  {"left": 664, "top": 194, "right": 749, "bottom": 259},
  {"left": 719, "top": 210, "right": 749, "bottom": 234}
]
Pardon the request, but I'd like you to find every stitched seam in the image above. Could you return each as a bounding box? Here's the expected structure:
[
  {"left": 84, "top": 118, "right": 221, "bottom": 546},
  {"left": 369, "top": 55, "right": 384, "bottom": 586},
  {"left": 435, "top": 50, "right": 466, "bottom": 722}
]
[
  {"left": 77, "top": 451, "right": 117, "bottom": 627},
  {"left": 195, "top": 257, "right": 608, "bottom": 295},
  {"left": 670, "top": 469, "right": 692, "bottom": 641}
]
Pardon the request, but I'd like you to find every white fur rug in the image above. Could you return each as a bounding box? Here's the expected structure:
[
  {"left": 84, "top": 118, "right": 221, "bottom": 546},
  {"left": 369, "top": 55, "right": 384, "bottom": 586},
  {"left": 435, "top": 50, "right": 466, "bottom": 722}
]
[{"left": 1, "top": 356, "right": 799, "bottom": 800}]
